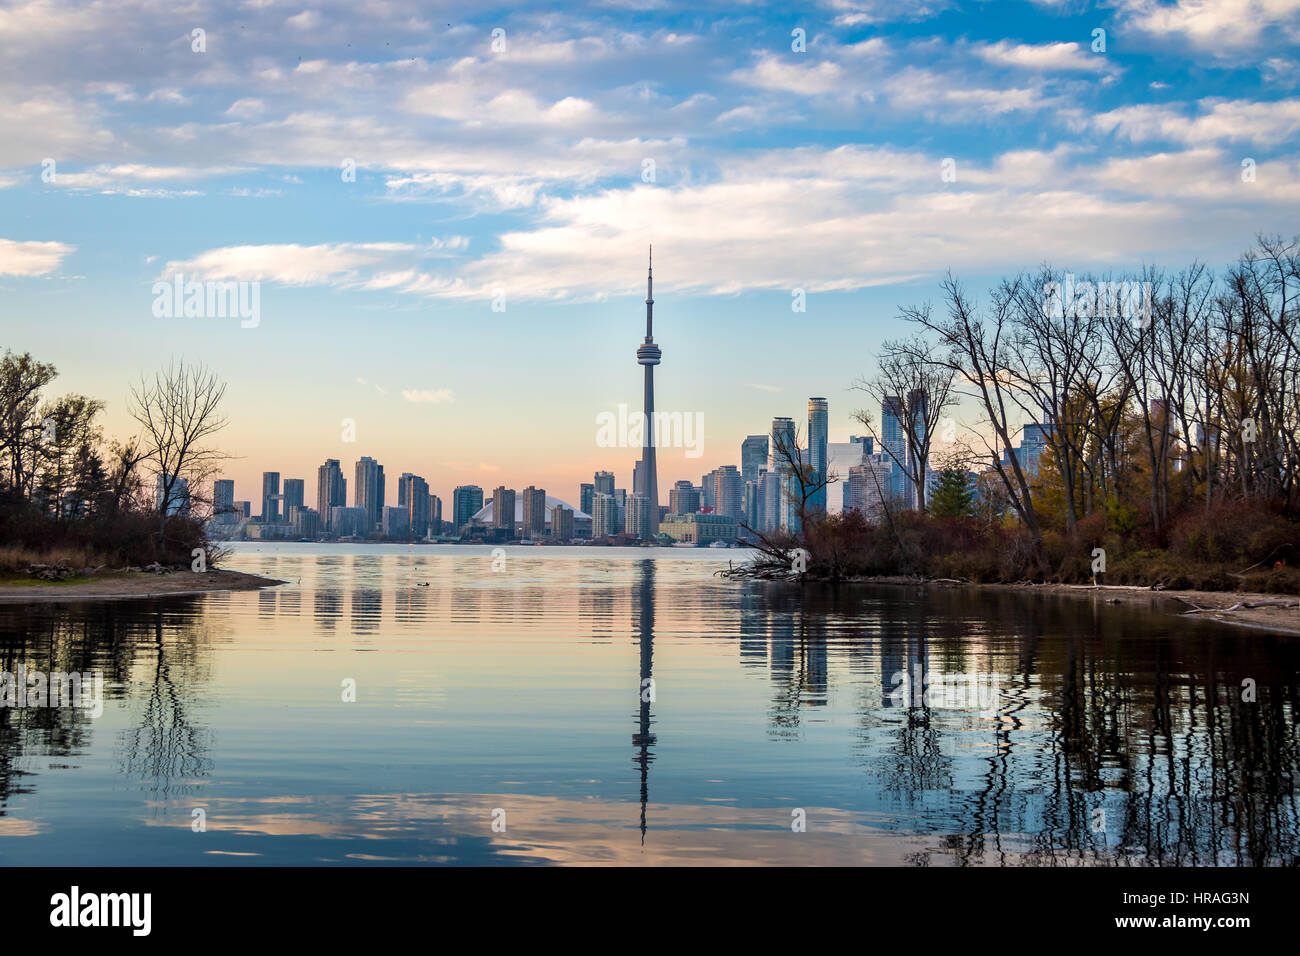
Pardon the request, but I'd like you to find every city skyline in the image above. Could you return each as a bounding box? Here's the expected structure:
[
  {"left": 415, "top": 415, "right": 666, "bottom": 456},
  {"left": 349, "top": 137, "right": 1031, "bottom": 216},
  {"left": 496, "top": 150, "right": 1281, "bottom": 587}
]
[{"left": 5, "top": 3, "right": 1298, "bottom": 516}]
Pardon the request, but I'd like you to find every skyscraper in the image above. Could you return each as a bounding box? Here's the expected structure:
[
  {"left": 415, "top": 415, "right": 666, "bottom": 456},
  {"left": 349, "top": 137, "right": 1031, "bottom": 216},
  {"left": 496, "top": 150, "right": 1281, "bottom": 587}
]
[
  {"left": 907, "top": 388, "right": 927, "bottom": 509},
  {"left": 669, "top": 480, "right": 698, "bottom": 516},
  {"left": 579, "top": 482, "right": 595, "bottom": 516},
  {"left": 713, "top": 465, "right": 743, "bottom": 519},
  {"left": 317, "top": 459, "right": 346, "bottom": 532},
  {"left": 452, "top": 485, "right": 484, "bottom": 531},
  {"left": 635, "top": 247, "right": 661, "bottom": 536},
  {"left": 355, "top": 457, "right": 384, "bottom": 533},
  {"left": 283, "top": 478, "right": 305, "bottom": 521},
  {"left": 261, "top": 471, "right": 280, "bottom": 523},
  {"left": 701, "top": 469, "right": 718, "bottom": 511},
  {"left": 428, "top": 494, "right": 442, "bottom": 535},
  {"left": 551, "top": 504, "right": 574, "bottom": 540},
  {"left": 492, "top": 486, "right": 516, "bottom": 531},
  {"left": 594, "top": 470, "right": 615, "bottom": 497},
  {"left": 626, "top": 494, "right": 653, "bottom": 539},
  {"left": 808, "top": 396, "right": 828, "bottom": 514},
  {"left": 741, "top": 435, "right": 769, "bottom": 486},
  {"left": 521, "top": 486, "right": 547, "bottom": 537},
  {"left": 881, "top": 396, "right": 909, "bottom": 506},
  {"left": 591, "top": 493, "right": 618, "bottom": 537},
  {"left": 399, "top": 473, "right": 430, "bottom": 538},
  {"left": 213, "top": 479, "right": 235, "bottom": 516}
]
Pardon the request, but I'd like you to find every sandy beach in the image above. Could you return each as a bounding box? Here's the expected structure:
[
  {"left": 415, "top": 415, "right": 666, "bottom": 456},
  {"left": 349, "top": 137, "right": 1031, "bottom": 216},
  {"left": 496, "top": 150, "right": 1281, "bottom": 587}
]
[{"left": 0, "top": 568, "right": 286, "bottom": 603}]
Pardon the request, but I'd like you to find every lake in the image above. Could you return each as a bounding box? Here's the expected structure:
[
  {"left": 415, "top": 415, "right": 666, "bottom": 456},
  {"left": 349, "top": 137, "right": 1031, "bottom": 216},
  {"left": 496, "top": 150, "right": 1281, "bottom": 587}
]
[{"left": 1, "top": 542, "right": 1297, "bottom": 866}]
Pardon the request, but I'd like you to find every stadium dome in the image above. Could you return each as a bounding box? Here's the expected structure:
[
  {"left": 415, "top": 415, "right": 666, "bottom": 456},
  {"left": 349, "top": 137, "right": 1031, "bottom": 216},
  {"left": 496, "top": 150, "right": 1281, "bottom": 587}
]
[{"left": 471, "top": 495, "right": 590, "bottom": 526}]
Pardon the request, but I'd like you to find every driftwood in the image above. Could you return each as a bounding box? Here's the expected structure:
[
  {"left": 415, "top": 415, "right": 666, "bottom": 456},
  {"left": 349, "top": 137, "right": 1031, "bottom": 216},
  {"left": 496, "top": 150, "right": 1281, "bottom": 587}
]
[{"left": 1174, "top": 595, "right": 1299, "bottom": 615}]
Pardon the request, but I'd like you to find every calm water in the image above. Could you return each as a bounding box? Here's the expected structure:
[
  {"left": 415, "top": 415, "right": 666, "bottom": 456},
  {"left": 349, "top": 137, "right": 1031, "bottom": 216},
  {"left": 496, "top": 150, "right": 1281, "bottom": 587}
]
[{"left": 1, "top": 543, "right": 1298, "bottom": 866}]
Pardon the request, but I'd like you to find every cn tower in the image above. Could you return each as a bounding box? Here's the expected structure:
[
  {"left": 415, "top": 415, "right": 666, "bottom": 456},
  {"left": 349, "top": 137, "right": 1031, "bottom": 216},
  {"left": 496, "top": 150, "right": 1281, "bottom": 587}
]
[{"left": 636, "top": 246, "right": 661, "bottom": 534}]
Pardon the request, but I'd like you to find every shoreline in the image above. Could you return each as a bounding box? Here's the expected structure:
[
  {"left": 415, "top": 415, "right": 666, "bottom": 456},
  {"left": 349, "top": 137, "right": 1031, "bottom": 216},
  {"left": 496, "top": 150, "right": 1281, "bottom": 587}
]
[
  {"left": 0, "top": 568, "right": 287, "bottom": 604},
  {"left": 847, "top": 576, "right": 1300, "bottom": 636}
]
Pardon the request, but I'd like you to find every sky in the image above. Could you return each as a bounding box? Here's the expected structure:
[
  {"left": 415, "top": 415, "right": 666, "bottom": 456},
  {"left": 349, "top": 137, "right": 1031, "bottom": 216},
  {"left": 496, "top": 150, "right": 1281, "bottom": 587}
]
[{"left": 1, "top": 0, "right": 1299, "bottom": 510}]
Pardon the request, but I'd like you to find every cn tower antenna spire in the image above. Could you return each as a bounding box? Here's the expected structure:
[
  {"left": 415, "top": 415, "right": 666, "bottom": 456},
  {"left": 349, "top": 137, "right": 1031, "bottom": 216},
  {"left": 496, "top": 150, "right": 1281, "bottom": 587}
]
[
  {"left": 635, "top": 247, "right": 662, "bottom": 536},
  {"left": 645, "top": 244, "right": 654, "bottom": 341}
]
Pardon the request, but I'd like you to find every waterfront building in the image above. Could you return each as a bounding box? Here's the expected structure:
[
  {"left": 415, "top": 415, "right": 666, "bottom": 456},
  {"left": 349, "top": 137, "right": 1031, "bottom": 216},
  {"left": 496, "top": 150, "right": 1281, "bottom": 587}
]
[
  {"left": 626, "top": 494, "right": 653, "bottom": 539},
  {"left": 355, "top": 457, "right": 385, "bottom": 533},
  {"left": 700, "top": 470, "right": 717, "bottom": 511},
  {"left": 741, "top": 435, "right": 769, "bottom": 486},
  {"left": 283, "top": 478, "right": 305, "bottom": 521},
  {"left": 521, "top": 486, "right": 547, "bottom": 537},
  {"left": 429, "top": 494, "right": 442, "bottom": 535},
  {"left": 579, "top": 482, "right": 595, "bottom": 516},
  {"left": 808, "top": 397, "right": 828, "bottom": 515},
  {"left": 492, "top": 486, "right": 516, "bottom": 531},
  {"left": 660, "top": 512, "right": 739, "bottom": 545},
  {"left": 382, "top": 505, "right": 410, "bottom": 539},
  {"left": 261, "top": 471, "right": 280, "bottom": 523},
  {"left": 669, "top": 480, "right": 699, "bottom": 516},
  {"left": 157, "top": 474, "right": 190, "bottom": 516},
  {"left": 591, "top": 493, "right": 619, "bottom": 537},
  {"left": 317, "top": 459, "right": 346, "bottom": 532},
  {"left": 453, "top": 485, "right": 484, "bottom": 532},
  {"left": 213, "top": 479, "right": 235, "bottom": 516},
  {"left": 713, "top": 465, "right": 743, "bottom": 519},
  {"left": 330, "top": 505, "right": 370, "bottom": 538},
  {"left": 594, "top": 470, "right": 615, "bottom": 497},
  {"left": 551, "top": 504, "right": 574, "bottom": 541},
  {"left": 399, "top": 473, "right": 431, "bottom": 538}
]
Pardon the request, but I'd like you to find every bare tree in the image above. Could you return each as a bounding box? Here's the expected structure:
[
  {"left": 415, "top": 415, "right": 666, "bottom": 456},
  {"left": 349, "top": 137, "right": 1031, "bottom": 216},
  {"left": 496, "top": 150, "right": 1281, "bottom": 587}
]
[
  {"left": 903, "top": 276, "right": 1044, "bottom": 544},
  {"left": 128, "top": 360, "right": 229, "bottom": 543},
  {"left": 852, "top": 334, "right": 956, "bottom": 513}
]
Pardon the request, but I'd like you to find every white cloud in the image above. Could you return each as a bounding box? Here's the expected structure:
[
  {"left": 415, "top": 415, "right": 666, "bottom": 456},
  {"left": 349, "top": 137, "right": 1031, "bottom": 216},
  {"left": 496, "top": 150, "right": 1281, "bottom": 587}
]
[
  {"left": 1094, "top": 97, "right": 1300, "bottom": 145},
  {"left": 1115, "top": 0, "right": 1300, "bottom": 52},
  {"left": 162, "top": 242, "right": 418, "bottom": 285},
  {"left": 0, "top": 238, "right": 74, "bottom": 276},
  {"left": 977, "top": 40, "right": 1108, "bottom": 73},
  {"left": 402, "top": 388, "right": 454, "bottom": 404}
]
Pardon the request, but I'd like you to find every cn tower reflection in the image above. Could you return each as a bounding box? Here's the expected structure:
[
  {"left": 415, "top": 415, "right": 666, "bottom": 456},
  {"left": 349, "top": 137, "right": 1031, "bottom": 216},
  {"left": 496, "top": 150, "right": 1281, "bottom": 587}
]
[{"left": 632, "top": 559, "right": 657, "bottom": 844}]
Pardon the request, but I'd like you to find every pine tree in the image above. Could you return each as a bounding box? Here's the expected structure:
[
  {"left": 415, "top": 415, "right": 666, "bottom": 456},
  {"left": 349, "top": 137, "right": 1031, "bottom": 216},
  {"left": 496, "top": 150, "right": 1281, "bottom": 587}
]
[{"left": 929, "top": 466, "right": 976, "bottom": 519}]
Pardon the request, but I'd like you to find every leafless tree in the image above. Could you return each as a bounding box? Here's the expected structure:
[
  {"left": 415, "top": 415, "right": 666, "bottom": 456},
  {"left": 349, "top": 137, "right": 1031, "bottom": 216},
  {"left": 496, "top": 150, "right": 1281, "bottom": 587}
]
[
  {"left": 852, "top": 334, "right": 956, "bottom": 514},
  {"left": 128, "top": 359, "right": 229, "bottom": 542}
]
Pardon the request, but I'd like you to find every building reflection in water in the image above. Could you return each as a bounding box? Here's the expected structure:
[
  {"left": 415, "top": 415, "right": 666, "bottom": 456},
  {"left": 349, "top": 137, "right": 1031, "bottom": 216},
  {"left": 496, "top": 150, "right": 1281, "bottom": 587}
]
[{"left": 0, "top": 559, "right": 1298, "bottom": 865}]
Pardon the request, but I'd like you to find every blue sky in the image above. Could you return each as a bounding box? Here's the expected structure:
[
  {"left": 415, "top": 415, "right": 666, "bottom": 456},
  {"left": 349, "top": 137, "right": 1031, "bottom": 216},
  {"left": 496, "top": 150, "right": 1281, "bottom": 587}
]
[{"left": 1, "top": 0, "right": 1298, "bottom": 506}]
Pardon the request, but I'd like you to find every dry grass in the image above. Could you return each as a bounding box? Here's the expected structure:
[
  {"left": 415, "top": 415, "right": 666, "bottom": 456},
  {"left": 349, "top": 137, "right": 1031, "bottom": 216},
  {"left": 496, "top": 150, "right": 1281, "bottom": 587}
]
[{"left": 0, "top": 544, "right": 118, "bottom": 575}]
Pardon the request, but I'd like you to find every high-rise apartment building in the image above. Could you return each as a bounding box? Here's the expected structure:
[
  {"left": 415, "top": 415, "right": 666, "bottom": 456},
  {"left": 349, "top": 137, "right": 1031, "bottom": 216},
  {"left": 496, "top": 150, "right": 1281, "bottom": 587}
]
[
  {"left": 317, "top": 459, "right": 346, "bottom": 532},
  {"left": 492, "top": 486, "right": 516, "bottom": 531},
  {"left": 593, "top": 471, "right": 615, "bottom": 497},
  {"left": 354, "top": 457, "right": 385, "bottom": 533},
  {"left": 261, "top": 471, "right": 280, "bottom": 523},
  {"left": 213, "top": 479, "right": 235, "bottom": 516},
  {"left": 399, "top": 473, "right": 431, "bottom": 537},
  {"left": 551, "top": 505, "right": 574, "bottom": 540},
  {"left": 452, "top": 485, "right": 484, "bottom": 531},
  {"left": 428, "top": 494, "right": 442, "bottom": 535},
  {"left": 669, "top": 480, "right": 699, "bottom": 516},
  {"left": 808, "top": 397, "right": 828, "bottom": 515},
  {"left": 625, "top": 494, "right": 653, "bottom": 539},
  {"left": 579, "top": 482, "right": 595, "bottom": 516},
  {"left": 283, "top": 478, "right": 305, "bottom": 520},
  {"left": 713, "top": 465, "right": 743, "bottom": 519},
  {"left": 521, "top": 486, "right": 547, "bottom": 537},
  {"left": 590, "top": 493, "right": 619, "bottom": 537},
  {"left": 741, "top": 435, "right": 769, "bottom": 485}
]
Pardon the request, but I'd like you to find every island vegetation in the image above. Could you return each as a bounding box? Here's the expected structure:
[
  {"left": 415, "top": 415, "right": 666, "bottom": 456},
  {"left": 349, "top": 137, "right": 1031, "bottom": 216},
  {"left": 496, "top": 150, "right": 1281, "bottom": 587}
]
[
  {"left": 0, "top": 353, "right": 227, "bottom": 583},
  {"left": 737, "top": 236, "right": 1300, "bottom": 596}
]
